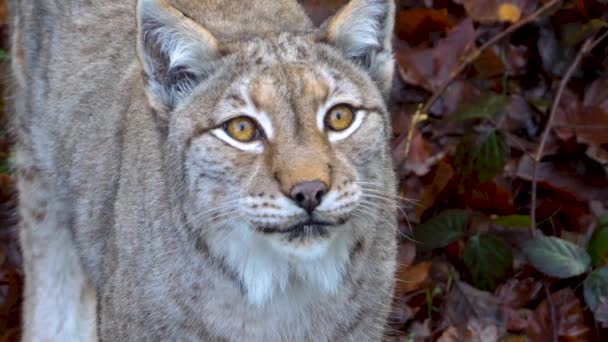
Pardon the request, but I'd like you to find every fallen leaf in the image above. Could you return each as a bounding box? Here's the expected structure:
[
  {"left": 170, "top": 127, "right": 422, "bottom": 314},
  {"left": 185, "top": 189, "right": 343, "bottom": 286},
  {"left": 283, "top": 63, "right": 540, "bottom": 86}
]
[
  {"left": 553, "top": 87, "right": 583, "bottom": 141},
  {"left": 473, "top": 49, "right": 506, "bottom": 79},
  {"left": 397, "top": 19, "right": 477, "bottom": 92},
  {"left": 437, "top": 326, "right": 461, "bottom": 342},
  {"left": 409, "top": 318, "right": 432, "bottom": 339},
  {"left": 464, "top": 181, "right": 515, "bottom": 215},
  {"left": 496, "top": 278, "right": 543, "bottom": 308},
  {"left": 505, "top": 308, "right": 534, "bottom": 331},
  {"left": 516, "top": 155, "right": 608, "bottom": 202},
  {"left": 577, "top": 78, "right": 608, "bottom": 164},
  {"left": 444, "top": 281, "right": 508, "bottom": 341},
  {"left": 414, "top": 160, "right": 455, "bottom": 221},
  {"left": 394, "top": 261, "right": 433, "bottom": 297},
  {"left": 526, "top": 288, "right": 589, "bottom": 341},
  {"left": 594, "top": 298, "right": 608, "bottom": 328},
  {"left": 395, "top": 8, "right": 451, "bottom": 45}
]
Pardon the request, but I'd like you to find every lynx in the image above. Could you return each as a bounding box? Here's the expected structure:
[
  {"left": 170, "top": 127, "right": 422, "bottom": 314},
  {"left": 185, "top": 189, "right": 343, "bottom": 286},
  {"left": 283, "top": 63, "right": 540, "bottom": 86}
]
[{"left": 9, "top": 0, "right": 398, "bottom": 340}]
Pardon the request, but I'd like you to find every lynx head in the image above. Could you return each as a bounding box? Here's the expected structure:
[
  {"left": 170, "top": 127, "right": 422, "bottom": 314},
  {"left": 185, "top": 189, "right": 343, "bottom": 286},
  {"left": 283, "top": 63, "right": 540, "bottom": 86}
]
[{"left": 136, "top": 0, "right": 397, "bottom": 304}]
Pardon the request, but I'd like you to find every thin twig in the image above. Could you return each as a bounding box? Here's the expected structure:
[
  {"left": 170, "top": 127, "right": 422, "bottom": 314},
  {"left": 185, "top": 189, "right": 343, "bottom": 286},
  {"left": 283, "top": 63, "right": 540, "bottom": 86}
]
[
  {"left": 402, "top": 104, "right": 427, "bottom": 162},
  {"left": 529, "top": 29, "right": 608, "bottom": 235},
  {"left": 400, "top": 0, "right": 562, "bottom": 160},
  {"left": 544, "top": 283, "right": 558, "bottom": 342}
]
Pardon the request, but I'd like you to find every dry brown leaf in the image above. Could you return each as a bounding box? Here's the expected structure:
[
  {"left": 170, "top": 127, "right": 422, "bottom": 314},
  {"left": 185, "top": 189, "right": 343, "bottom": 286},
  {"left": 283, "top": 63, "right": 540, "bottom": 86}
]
[
  {"left": 505, "top": 308, "right": 534, "bottom": 331},
  {"left": 395, "top": 8, "right": 451, "bottom": 45},
  {"left": 394, "top": 261, "right": 432, "bottom": 297},
  {"left": 0, "top": 0, "right": 6, "bottom": 27},
  {"left": 404, "top": 132, "right": 437, "bottom": 176},
  {"left": 496, "top": 278, "right": 543, "bottom": 308},
  {"left": 578, "top": 78, "right": 608, "bottom": 148},
  {"left": 434, "top": 80, "right": 482, "bottom": 116},
  {"left": 437, "top": 326, "right": 461, "bottom": 342},
  {"left": 553, "top": 87, "right": 582, "bottom": 141},
  {"left": 397, "top": 19, "right": 477, "bottom": 92},
  {"left": 526, "top": 288, "right": 589, "bottom": 342},
  {"left": 444, "top": 281, "right": 508, "bottom": 341},
  {"left": 414, "top": 161, "right": 455, "bottom": 221},
  {"left": 473, "top": 49, "right": 506, "bottom": 79},
  {"left": 516, "top": 155, "right": 608, "bottom": 202},
  {"left": 409, "top": 319, "right": 432, "bottom": 339},
  {"left": 594, "top": 297, "right": 608, "bottom": 328}
]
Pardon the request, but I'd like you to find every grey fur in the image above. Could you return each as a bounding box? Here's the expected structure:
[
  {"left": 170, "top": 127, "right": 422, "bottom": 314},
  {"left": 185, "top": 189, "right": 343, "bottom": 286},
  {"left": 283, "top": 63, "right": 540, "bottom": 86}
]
[{"left": 9, "top": 0, "right": 398, "bottom": 340}]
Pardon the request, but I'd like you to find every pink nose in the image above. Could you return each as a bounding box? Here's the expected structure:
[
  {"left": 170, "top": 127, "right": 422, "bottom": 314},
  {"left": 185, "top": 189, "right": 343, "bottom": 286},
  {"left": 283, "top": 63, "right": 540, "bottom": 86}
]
[{"left": 289, "top": 180, "right": 328, "bottom": 213}]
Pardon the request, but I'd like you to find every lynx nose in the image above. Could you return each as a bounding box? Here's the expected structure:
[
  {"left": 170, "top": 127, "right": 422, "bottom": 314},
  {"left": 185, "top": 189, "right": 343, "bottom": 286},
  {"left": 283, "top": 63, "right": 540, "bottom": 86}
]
[{"left": 289, "top": 180, "right": 328, "bottom": 213}]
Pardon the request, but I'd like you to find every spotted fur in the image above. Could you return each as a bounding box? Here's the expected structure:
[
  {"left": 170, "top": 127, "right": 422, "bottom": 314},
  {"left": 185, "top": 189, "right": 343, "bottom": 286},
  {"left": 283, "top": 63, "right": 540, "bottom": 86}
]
[{"left": 9, "top": 0, "right": 397, "bottom": 340}]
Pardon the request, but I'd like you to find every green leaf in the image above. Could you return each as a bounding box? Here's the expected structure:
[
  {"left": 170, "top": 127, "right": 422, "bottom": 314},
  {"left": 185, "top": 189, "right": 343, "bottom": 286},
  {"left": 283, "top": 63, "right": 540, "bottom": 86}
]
[
  {"left": 527, "top": 97, "right": 550, "bottom": 113},
  {"left": 584, "top": 267, "right": 608, "bottom": 311},
  {"left": 455, "top": 130, "right": 509, "bottom": 183},
  {"left": 599, "top": 214, "right": 608, "bottom": 228},
  {"left": 494, "top": 215, "right": 531, "bottom": 228},
  {"left": 450, "top": 93, "right": 509, "bottom": 122},
  {"left": 454, "top": 133, "right": 476, "bottom": 183},
  {"left": 588, "top": 227, "right": 608, "bottom": 267},
  {"left": 565, "top": 19, "right": 608, "bottom": 47},
  {"left": 477, "top": 130, "right": 509, "bottom": 182},
  {"left": 0, "top": 49, "right": 8, "bottom": 63},
  {"left": 523, "top": 235, "right": 591, "bottom": 278},
  {"left": 414, "top": 209, "right": 469, "bottom": 252},
  {"left": 463, "top": 234, "right": 513, "bottom": 291}
]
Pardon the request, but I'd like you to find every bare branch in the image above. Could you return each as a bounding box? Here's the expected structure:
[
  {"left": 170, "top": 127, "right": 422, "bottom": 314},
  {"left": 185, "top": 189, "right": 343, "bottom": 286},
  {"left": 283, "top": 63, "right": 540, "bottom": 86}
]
[{"left": 529, "top": 29, "right": 608, "bottom": 235}]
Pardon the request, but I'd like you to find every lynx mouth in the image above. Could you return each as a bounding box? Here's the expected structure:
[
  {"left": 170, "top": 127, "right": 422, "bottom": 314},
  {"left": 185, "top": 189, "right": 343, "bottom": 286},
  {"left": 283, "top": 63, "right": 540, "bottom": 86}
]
[{"left": 256, "top": 219, "right": 333, "bottom": 240}]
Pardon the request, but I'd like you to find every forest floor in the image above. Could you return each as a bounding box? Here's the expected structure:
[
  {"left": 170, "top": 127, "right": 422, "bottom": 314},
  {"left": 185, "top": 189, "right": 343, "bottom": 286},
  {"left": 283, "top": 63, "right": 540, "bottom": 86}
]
[{"left": 1, "top": 0, "right": 608, "bottom": 341}]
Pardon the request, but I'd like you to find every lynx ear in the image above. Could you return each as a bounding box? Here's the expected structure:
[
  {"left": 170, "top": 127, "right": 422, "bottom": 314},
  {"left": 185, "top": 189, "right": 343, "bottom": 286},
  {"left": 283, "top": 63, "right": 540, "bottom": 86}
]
[
  {"left": 323, "top": 0, "right": 395, "bottom": 95},
  {"left": 137, "top": 0, "right": 219, "bottom": 113}
]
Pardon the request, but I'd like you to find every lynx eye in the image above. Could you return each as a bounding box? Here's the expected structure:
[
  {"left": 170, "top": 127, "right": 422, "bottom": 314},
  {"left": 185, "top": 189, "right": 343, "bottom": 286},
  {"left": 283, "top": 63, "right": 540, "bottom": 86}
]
[
  {"left": 223, "top": 116, "right": 262, "bottom": 142},
  {"left": 325, "top": 105, "right": 354, "bottom": 132}
]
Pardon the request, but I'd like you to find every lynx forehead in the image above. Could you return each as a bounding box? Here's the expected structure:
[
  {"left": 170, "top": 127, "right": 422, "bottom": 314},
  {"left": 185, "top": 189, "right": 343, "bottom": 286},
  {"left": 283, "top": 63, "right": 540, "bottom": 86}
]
[{"left": 11, "top": 0, "right": 398, "bottom": 340}]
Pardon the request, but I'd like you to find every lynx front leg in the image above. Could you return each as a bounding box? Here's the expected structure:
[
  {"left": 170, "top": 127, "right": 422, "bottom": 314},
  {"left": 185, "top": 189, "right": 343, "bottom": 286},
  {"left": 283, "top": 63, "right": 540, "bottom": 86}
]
[{"left": 17, "top": 153, "right": 97, "bottom": 342}]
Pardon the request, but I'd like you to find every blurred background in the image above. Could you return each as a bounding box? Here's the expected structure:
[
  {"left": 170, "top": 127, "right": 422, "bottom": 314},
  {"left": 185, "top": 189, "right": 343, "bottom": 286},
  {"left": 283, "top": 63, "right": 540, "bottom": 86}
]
[{"left": 1, "top": 1, "right": 608, "bottom": 341}]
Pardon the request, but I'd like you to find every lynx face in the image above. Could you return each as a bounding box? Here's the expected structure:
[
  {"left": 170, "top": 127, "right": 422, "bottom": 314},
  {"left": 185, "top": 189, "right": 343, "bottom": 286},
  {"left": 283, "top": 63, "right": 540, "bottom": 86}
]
[{"left": 139, "top": 0, "right": 396, "bottom": 304}]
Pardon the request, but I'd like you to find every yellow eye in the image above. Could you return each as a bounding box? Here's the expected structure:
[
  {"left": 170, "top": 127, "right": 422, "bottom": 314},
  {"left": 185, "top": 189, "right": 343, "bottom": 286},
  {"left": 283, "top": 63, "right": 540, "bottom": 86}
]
[
  {"left": 325, "top": 105, "right": 354, "bottom": 132},
  {"left": 223, "top": 116, "right": 261, "bottom": 142}
]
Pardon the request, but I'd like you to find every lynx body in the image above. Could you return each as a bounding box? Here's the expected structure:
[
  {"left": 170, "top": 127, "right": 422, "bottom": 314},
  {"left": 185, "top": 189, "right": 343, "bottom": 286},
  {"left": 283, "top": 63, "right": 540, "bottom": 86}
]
[{"left": 9, "top": 0, "right": 398, "bottom": 340}]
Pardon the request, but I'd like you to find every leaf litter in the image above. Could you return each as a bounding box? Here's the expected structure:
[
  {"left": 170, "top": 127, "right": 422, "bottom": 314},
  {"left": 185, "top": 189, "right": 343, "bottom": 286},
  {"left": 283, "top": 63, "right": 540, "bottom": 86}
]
[{"left": 1, "top": 0, "right": 608, "bottom": 340}]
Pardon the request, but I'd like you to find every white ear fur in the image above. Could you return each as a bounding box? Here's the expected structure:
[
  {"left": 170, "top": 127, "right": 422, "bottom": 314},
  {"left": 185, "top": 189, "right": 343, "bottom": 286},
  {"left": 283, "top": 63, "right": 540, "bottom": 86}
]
[
  {"left": 324, "top": 0, "right": 395, "bottom": 95},
  {"left": 137, "top": 0, "right": 219, "bottom": 113}
]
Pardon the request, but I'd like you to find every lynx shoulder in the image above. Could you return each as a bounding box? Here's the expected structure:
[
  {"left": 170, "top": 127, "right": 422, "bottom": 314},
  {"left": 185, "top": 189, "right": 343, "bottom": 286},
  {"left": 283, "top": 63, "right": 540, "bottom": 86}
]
[{"left": 9, "top": 0, "right": 398, "bottom": 340}]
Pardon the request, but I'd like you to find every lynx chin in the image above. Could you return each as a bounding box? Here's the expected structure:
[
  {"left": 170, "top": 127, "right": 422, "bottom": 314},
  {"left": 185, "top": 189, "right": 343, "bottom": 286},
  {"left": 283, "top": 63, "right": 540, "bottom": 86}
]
[{"left": 9, "top": 0, "right": 398, "bottom": 340}]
